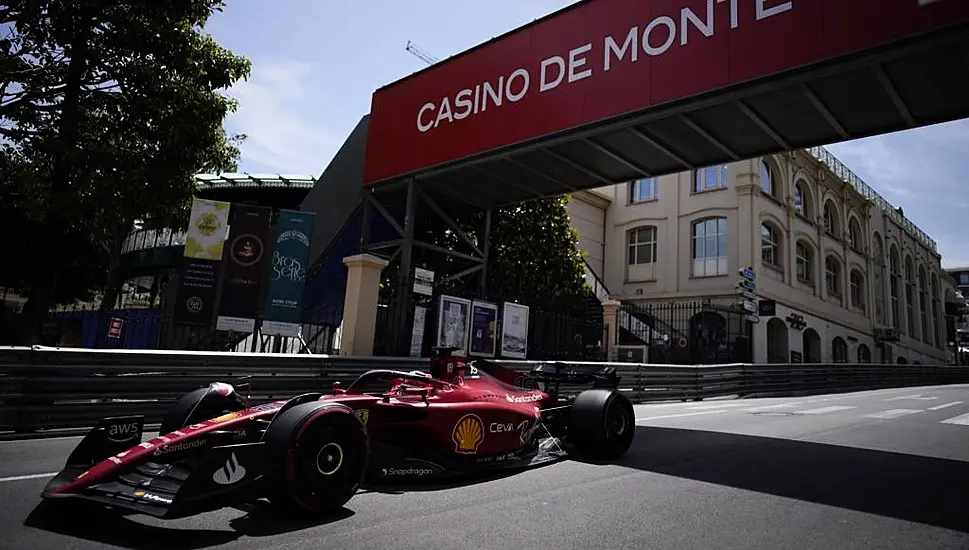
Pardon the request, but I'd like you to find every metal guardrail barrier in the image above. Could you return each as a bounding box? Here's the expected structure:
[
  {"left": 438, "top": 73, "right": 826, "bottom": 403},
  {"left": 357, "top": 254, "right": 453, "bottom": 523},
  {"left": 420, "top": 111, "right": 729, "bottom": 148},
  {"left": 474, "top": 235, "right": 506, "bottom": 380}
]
[{"left": 2, "top": 346, "right": 968, "bottom": 435}]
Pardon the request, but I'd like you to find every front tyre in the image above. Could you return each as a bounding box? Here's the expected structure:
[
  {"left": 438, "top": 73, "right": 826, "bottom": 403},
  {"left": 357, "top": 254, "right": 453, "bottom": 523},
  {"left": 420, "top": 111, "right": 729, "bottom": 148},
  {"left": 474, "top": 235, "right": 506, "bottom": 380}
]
[
  {"left": 568, "top": 389, "right": 635, "bottom": 460},
  {"left": 262, "top": 401, "right": 369, "bottom": 515}
]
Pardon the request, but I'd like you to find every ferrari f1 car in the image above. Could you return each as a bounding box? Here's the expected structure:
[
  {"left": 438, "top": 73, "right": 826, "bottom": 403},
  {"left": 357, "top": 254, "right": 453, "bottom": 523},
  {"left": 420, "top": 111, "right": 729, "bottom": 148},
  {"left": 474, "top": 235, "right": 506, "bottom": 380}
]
[{"left": 41, "top": 347, "right": 635, "bottom": 519}]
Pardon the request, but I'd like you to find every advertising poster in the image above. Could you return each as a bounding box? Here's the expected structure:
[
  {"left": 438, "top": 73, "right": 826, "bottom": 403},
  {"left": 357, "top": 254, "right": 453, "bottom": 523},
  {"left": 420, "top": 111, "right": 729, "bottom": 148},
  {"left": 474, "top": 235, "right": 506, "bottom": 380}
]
[
  {"left": 410, "top": 306, "right": 427, "bottom": 357},
  {"left": 469, "top": 301, "right": 498, "bottom": 358},
  {"left": 216, "top": 204, "right": 273, "bottom": 333},
  {"left": 262, "top": 210, "right": 316, "bottom": 337},
  {"left": 435, "top": 294, "right": 470, "bottom": 357},
  {"left": 500, "top": 302, "right": 530, "bottom": 359},
  {"left": 173, "top": 198, "right": 231, "bottom": 326}
]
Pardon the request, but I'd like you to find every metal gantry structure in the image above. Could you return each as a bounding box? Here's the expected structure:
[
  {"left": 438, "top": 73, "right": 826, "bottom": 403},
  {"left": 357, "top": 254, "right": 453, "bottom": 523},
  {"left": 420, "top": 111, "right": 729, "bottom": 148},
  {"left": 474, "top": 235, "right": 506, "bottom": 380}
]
[{"left": 405, "top": 40, "right": 439, "bottom": 65}]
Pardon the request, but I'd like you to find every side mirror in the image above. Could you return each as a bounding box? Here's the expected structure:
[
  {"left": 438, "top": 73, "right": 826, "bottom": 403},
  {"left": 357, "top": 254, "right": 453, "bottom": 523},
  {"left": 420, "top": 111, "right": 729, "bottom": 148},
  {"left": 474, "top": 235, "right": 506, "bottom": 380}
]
[{"left": 332, "top": 381, "right": 345, "bottom": 395}]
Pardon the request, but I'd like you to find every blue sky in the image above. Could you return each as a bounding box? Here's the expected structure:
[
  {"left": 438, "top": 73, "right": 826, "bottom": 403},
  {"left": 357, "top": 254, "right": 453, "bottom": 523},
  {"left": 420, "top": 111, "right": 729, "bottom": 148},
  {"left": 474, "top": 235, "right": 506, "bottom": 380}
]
[{"left": 203, "top": 0, "right": 969, "bottom": 268}]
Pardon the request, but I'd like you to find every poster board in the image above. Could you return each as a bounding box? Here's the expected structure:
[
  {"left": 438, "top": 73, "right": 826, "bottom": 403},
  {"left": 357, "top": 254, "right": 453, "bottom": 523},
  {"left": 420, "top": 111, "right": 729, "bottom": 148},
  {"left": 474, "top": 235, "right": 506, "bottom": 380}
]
[
  {"left": 468, "top": 300, "right": 499, "bottom": 358},
  {"left": 500, "top": 302, "right": 530, "bottom": 359},
  {"left": 435, "top": 294, "right": 471, "bottom": 357}
]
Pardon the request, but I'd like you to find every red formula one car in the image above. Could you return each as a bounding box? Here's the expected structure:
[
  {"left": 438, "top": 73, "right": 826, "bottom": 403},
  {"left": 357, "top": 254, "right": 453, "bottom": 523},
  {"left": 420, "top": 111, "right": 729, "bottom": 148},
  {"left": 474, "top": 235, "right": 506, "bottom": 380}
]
[{"left": 40, "top": 347, "right": 635, "bottom": 519}]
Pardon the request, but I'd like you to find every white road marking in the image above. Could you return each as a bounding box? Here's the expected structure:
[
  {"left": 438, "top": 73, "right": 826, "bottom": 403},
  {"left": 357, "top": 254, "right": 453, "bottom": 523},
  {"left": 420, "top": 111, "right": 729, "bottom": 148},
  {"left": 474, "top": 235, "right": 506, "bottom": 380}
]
[
  {"left": 636, "top": 410, "right": 728, "bottom": 421},
  {"left": 743, "top": 403, "right": 799, "bottom": 412},
  {"left": 886, "top": 394, "right": 938, "bottom": 401},
  {"left": 796, "top": 406, "right": 857, "bottom": 415},
  {"left": 686, "top": 403, "right": 750, "bottom": 410},
  {"left": 0, "top": 472, "right": 57, "bottom": 483},
  {"left": 928, "top": 401, "right": 963, "bottom": 411},
  {"left": 864, "top": 409, "right": 923, "bottom": 420},
  {"left": 940, "top": 413, "right": 969, "bottom": 426}
]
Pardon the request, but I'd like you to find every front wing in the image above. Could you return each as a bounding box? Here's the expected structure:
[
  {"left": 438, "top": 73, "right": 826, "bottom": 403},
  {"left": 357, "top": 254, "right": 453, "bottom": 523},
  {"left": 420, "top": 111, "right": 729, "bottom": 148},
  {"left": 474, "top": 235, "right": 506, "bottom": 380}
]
[{"left": 41, "top": 418, "right": 266, "bottom": 519}]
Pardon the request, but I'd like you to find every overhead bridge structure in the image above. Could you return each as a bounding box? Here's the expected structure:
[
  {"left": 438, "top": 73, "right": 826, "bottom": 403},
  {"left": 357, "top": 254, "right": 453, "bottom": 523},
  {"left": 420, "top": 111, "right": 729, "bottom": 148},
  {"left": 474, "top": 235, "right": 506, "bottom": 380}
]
[{"left": 297, "top": 0, "right": 969, "bottom": 351}]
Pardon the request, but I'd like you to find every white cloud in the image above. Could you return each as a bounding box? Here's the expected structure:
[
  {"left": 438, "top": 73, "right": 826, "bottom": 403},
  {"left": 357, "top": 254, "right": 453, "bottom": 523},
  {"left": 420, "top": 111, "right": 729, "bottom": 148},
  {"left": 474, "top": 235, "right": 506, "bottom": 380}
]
[{"left": 222, "top": 59, "right": 343, "bottom": 175}]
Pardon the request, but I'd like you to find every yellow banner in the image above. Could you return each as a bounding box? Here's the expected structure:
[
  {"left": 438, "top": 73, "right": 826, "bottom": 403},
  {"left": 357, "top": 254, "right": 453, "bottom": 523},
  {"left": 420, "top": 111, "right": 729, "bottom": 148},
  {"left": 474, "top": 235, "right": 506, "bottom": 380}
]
[{"left": 183, "top": 198, "right": 231, "bottom": 260}]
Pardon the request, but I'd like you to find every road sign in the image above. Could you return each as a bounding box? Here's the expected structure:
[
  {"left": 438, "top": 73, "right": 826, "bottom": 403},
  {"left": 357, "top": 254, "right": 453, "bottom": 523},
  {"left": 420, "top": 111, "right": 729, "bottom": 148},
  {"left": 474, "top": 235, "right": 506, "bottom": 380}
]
[
  {"left": 737, "top": 288, "right": 757, "bottom": 301},
  {"left": 739, "top": 267, "right": 756, "bottom": 281},
  {"left": 745, "top": 314, "right": 761, "bottom": 324},
  {"left": 736, "top": 279, "right": 756, "bottom": 292},
  {"left": 107, "top": 317, "right": 124, "bottom": 339},
  {"left": 743, "top": 300, "right": 757, "bottom": 313}
]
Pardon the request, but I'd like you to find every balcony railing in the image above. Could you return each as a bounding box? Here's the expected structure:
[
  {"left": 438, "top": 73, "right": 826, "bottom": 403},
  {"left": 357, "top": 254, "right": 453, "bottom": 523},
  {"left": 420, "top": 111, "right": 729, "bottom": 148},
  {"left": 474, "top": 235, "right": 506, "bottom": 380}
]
[
  {"left": 121, "top": 228, "right": 187, "bottom": 254},
  {"left": 807, "top": 146, "right": 937, "bottom": 253}
]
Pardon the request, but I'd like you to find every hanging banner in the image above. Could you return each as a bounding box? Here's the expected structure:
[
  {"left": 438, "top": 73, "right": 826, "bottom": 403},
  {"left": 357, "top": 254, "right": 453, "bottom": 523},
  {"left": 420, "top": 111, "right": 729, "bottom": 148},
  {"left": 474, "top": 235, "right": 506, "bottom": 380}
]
[
  {"left": 215, "top": 204, "right": 272, "bottom": 333},
  {"left": 172, "top": 198, "right": 231, "bottom": 326},
  {"left": 262, "top": 210, "right": 316, "bottom": 337}
]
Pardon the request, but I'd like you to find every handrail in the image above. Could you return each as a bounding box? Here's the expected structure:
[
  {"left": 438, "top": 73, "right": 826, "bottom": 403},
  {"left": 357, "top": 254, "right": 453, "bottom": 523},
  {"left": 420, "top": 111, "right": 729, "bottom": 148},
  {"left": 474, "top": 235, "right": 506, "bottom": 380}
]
[
  {"left": 121, "top": 228, "right": 187, "bottom": 254},
  {"left": 807, "top": 146, "right": 937, "bottom": 252},
  {"left": 582, "top": 258, "right": 611, "bottom": 302}
]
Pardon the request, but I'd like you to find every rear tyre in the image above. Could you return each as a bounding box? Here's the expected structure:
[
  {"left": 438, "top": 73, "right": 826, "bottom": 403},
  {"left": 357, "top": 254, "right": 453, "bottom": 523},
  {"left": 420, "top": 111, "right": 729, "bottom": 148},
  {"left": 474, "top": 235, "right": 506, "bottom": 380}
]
[
  {"left": 567, "top": 389, "right": 635, "bottom": 460},
  {"left": 160, "top": 383, "right": 246, "bottom": 435},
  {"left": 262, "top": 402, "right": 369, "bottom": 515}
]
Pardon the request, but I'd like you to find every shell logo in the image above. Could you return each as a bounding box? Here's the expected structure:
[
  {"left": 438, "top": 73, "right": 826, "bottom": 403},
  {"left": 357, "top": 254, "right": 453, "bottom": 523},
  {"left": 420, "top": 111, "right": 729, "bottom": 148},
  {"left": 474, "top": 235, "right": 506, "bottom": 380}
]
[{"left": 452, "top": 414, "right": 484, "bottom": 454}]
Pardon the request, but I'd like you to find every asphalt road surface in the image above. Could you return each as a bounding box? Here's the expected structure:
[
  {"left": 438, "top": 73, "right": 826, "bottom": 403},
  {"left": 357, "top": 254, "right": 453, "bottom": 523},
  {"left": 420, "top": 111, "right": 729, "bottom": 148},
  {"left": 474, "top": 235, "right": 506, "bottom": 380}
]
[{"left": 2, "top": 384, "right": 969, "bottom": 550}]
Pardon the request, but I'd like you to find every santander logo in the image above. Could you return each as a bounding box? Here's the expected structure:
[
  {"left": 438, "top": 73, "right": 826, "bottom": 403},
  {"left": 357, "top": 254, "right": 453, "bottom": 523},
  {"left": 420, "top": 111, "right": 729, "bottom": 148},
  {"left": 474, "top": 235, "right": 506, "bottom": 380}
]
[{"left": 212, "top": 452, "right": 246, "bottom": 485}]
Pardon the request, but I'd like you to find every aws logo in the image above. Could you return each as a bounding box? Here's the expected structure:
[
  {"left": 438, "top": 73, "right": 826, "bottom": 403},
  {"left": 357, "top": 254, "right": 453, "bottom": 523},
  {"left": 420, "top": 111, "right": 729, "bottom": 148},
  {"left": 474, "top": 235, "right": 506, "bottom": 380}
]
[{"left": 106, "top": 421, "right": 140, "bottom": 443}]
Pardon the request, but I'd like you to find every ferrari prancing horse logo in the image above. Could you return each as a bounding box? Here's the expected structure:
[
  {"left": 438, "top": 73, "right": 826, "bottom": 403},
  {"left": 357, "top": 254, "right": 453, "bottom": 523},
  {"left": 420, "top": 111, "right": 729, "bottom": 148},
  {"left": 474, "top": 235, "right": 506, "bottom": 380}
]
[{"left": 452, "top": 414, "right": 484, "bottom": 454}]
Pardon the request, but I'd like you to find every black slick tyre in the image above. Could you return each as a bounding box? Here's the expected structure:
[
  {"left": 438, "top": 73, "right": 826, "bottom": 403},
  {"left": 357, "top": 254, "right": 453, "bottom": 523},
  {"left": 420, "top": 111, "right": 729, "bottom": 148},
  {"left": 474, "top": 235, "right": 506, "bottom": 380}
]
[
  {"left": 568, "top": 389, "right": 635, "bottom": 460},
  {"left": 262, "top": 401, "right": 369, "bottom": 515},
  {"left": 160, "top": 384, "right": 245, "bottom": 435}
]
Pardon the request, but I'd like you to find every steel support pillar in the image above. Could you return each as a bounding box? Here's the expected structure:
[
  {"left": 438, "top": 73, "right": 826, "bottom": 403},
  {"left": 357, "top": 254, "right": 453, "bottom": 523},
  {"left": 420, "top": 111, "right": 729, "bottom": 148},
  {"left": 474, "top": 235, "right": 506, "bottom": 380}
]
[
  {"left": 359, "top": 190, "right": 372, "bottom": 250},
  {"left": 479, "top": 208, "right": 492, "bottom": 297},
  {"left": 394, "top": 178, "right": 418, "bottom": 355}
]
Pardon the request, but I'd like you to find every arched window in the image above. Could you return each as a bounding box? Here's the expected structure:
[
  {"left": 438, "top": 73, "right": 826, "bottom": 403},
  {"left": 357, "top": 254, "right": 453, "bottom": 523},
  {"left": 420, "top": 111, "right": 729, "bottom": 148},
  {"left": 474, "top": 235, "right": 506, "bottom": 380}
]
[
  {"left": 832, "top": 337, "right": 848, "bottom": 363},
  {"left": 629, "top": 177, "right": 659, "bottom": 203},
  {"left": 825, "top": 255, "right": 842, "bottom": 296},
  {"left": 760, "top": 160, "right": 776, "bottom": 197},
  {"left": 872, "top": 233, "right": 885, "bottom": 325},
  {"left": 823, "top": 200, "right": 840, "bottom": 238},
  {"left": 889, "top": 246, "right": 901, "bottom": 330},
  {"left": 857, "top": 344, "right": 871, "bottom": 364},
  {"left": 796, "top": 240, "right": 814, "bottom": 284},
  {"left": 919, "top": 266, "right": 929, "bottom": 342},
  {"left": 850, "top": 269, "right": 866, "bottom": 311},
  {"left": 692, "top": 217, "right": 728, "bottom": 277},
  {"left": 694, "top": 164, "right": 728, "bottom": 193},
  {"left": 931, "top": 274, "right": 942, "bottom": 348},
  {"left": 760, "top": 223, "right": 782, "bottom": 269},
  {"left": 848, "top": 217, "right": 863, "bottom": 252},
  {"left": 793, "top": 180, "right": 811, "bottom": 219},
  {"left": 627, "top": 226, "right": 657, "bottom": 265},
  {"left": 905, "top": 256, "right": 916, "bottom": 337}
]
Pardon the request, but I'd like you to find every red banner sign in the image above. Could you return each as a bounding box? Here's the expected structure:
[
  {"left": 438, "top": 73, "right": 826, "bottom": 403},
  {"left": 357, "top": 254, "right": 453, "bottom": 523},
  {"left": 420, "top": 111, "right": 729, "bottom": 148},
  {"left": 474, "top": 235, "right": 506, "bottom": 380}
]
[{"left": 363, "top": 0, "right": 969, "bottom": 185}]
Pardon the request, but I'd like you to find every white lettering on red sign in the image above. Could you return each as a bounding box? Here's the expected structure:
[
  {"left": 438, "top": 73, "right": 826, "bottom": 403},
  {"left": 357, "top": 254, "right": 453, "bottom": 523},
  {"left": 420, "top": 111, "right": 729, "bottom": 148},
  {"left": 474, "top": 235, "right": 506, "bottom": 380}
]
[{"left": 415, "top": 0, "right": 795, "bottom": 134}]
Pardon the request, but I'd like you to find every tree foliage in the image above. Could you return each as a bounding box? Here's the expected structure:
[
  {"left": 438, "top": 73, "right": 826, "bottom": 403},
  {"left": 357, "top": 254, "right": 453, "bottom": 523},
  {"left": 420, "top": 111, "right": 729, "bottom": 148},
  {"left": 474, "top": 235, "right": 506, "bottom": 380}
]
[
  {"left": 0, "top": 1, "right": 251, "bottom": 331},
  {"left": 379, "top": 195, "right": 591, "bottom": 305}
]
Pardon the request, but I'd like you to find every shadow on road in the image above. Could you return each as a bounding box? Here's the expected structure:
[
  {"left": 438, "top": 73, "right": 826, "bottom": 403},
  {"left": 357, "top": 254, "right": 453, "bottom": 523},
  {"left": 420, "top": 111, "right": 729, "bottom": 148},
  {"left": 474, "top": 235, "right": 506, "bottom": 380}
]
[
  {"left": 23, "top": 500, "right": 241, "bottom": 549},
  {"left": 227, "top": 500, "right": 354, "bottom": 537},
  {"left": 22, "top": 498, "right": 354, "bottom": 548},
  {"left": 606, "top": 426, "right": 969, "bottom": 533}
]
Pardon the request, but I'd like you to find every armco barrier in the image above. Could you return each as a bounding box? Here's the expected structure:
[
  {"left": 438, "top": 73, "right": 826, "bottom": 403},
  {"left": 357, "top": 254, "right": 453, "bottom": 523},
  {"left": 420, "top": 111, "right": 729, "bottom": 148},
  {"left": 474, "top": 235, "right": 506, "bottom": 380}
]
[{"left": 1, "top": 346, "right": 968, "bottom": 435}]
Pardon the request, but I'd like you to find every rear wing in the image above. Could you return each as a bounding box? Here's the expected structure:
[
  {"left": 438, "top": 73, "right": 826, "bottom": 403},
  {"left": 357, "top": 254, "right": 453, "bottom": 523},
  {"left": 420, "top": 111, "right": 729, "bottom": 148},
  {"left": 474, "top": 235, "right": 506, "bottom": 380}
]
[{"left": 527, "top": 362, "right": 620, "bottom": 398}]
